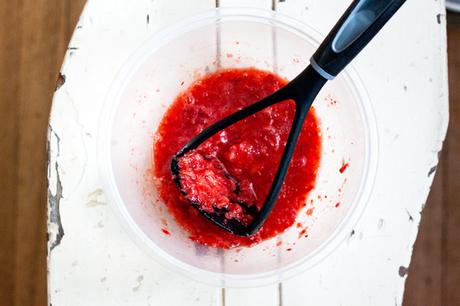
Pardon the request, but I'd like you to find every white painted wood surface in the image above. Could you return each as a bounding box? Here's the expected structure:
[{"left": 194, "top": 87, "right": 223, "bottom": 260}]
[{"left": 47, "top": 0, "right": 448, "bottom": 305}]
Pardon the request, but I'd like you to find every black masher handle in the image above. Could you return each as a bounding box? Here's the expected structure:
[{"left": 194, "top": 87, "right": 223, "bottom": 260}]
[{"left": 310, "top": 0, "right": 406, "bottom": 80}]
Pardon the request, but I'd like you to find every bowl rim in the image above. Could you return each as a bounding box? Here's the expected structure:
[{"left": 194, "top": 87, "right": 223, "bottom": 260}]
[{"left": 97, "top": 6, "right": 379, "bottom": 287}]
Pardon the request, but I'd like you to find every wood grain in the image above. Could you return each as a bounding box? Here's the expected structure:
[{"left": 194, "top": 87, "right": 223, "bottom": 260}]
[
  {"left": 443, "top": 17, "right": 460, "bottom": 306},
  {"left": 0, "top": 0, "right": 21, "bottom": 304},
  {"left": 0, "top": 0, "right": 86, "bottom": 305}
]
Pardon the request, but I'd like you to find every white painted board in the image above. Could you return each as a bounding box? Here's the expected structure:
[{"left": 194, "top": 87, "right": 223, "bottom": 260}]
[{"left": 48, "top": 0, "right": 448, "bottom": 305}]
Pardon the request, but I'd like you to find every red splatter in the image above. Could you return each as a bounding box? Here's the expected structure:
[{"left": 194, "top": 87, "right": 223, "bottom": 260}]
[
  {"left": 298, "top": 228, "right": 308, "bottom": 238},
  {"left": 335, "top": 202, "right": 341, "bottom": 208},
  {"left": 276, "top": 241, "right": 282, "bottom": 247},
  {"left": 306, "top": 208, "right": 314, "bottom": 216},
  {"left": 286, "top": 248, "right": 292, "bottom": 251},
  {"left": 339, "top": 160, "right": 349, "bottom": 173},
  {"left": 161, "top": 228, "right": 170, "bottom": 235}
]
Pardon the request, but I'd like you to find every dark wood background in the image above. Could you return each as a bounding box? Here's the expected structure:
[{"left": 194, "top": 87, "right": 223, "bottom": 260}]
[{"left": 0, "top": 1, "right": 458, "bottom": 305}]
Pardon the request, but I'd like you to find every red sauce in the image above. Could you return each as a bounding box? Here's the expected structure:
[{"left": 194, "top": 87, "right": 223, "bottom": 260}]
[{"left": 154, "top": 68, "right": 321, "bottom": 249}]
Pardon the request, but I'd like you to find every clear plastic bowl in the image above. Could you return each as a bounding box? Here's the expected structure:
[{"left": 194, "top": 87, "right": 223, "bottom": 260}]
[{"left": 98, "top": 7, "right": 378, "bottom": 287}]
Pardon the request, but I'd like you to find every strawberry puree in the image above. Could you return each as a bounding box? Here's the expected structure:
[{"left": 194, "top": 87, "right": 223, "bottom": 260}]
[{"left": 154, "top": 68, "right": 321, "bottom": 249}]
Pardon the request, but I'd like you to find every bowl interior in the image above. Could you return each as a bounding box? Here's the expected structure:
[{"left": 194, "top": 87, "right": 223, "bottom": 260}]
[{"left": 101, "top": 8, "right": 376, "bottom": 286}]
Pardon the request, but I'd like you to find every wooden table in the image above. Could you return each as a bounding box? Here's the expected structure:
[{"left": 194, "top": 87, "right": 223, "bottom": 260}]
[{"left": 47, "top": 0, "right": 449, "bottom": 305}]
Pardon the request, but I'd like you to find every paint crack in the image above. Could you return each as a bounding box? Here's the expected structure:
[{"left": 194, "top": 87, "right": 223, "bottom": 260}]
[{"left": 48, "top": 125, "right": 65, "bottom": 252}]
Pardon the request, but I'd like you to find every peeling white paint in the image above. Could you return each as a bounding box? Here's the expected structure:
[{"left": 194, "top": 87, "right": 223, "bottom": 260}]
[{"left": 48, "top": 125, "right": 64, "bottom": 253}]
